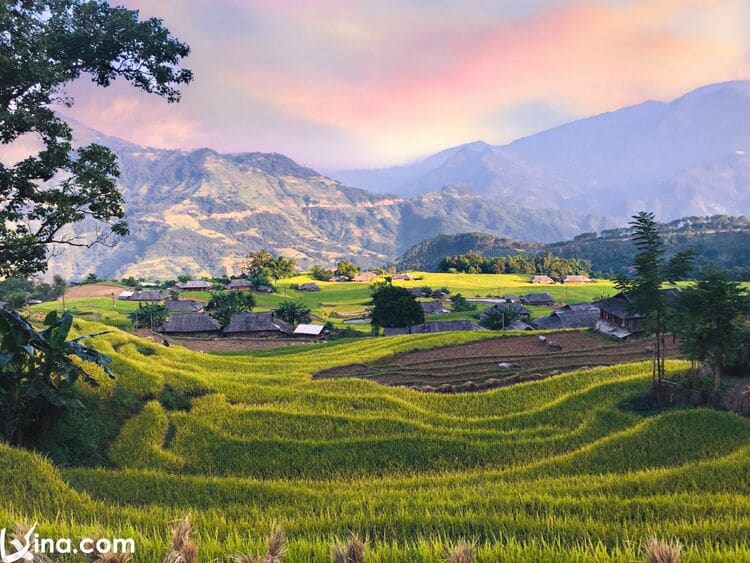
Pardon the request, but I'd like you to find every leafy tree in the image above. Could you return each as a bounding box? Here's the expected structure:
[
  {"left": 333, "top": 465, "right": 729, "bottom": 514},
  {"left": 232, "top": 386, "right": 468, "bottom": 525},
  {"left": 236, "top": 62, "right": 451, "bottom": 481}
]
[
  {"left": 451, "top": 294, "right": 476, "bottom": 312},
  {"left": 274, "top": 301, "right": 312, "bottom": 326},
  {"left": 127, "top": 303, "right": 168, "bottom": 330},
  {"left": 672, "top": 266, "right": 750, "bottom": 392},
  {"left": 310, "top": 265, "right": 333, "bottom": 281},
  {"left": 336, "top": 261, "right": 360, "bottom": 279},
  {"left": 1, "top": 0, "right": 192, "bottom": 277},
  {"left": 248, "top": 268, "right": 273, "bottom": 290},
  {"left": 479, "top": 304, "right": 520, "bottom": 330},
  {"left": 0, "top": 309, "right": 113, "bottom": 446},
  {"left": 177, "top": 274, "right": 192, "bottom": 284},
  {"left": 615, "top": 211, "right": 694, "bottom": 386},
  {"left": 242, "top": 250, "right": 296, "bottom": 280},
  {"left": 370, "top": 283, "right": 424, "bottom": 331},
  {"left": 206, "top": 291, "right": 256, "bottom": 325}
]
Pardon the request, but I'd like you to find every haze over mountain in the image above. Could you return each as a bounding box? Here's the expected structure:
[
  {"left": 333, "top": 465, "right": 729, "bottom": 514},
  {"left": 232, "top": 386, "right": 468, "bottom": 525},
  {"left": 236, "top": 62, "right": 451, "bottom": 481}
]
[
  {"left": 333, "top": 81, "right": 750, "bottom": 219},
  {"left": 47, "top": 121, "right": 607, "bottom": 280}
]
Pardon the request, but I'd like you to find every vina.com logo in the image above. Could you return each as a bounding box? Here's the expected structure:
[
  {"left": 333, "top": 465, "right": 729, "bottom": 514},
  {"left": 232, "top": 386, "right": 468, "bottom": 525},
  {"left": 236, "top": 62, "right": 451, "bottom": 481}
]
[{"left": 0, "top": 524, "right": 135, "bottom": 562}]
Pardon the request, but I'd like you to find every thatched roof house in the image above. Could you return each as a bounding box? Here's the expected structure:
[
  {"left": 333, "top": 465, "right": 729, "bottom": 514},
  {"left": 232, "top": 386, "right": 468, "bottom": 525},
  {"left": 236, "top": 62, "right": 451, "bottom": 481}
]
[
  {"left": 420, "top": 300, "right": 450, "bottom": 315},
  {"left": 157, "top": 313, "right": 222, "bottom": 336},
  {"left": 164, "top": 300, "right": 206, "bottom": 314},
  {"left": 563, "top": 275, "right": 592, "bottom": 284},
  {"left": 352, "top": 271, "right": 377, "bottom": 282},
  {"left": 384, "top": 320, "right": 477, "bottom": 336},
  {"left": 299, "top": 282, "right": 321, "bottom": 291},
  {"left": 392, "top": 273, "right": 412, "bottom": 280},
  {"left": 223, "top": 312, "right": 292, "bottom": 337},
  {"left": 225, "top": 278, "right": 253, "bottom": 291},
  {"left": 506, "top": 320, "right": 534, "bottom": 330},
  {"left": 408, "top": 287, "right": 426, "bottom": 298},
  {"left": 532, "top": 303, "right": 600, "bottom": 330},
  {"left": 530, "top": 275, "right": 554, "bottom": 284},
  {"left": 521, "top": 292, "right": 555, "bottom": 306},
  {"left": 130, "top": 290, "right": 169, "bottom": 302},
  {"left": 328, "top": 275, "right": 349, "bottom": 282}
]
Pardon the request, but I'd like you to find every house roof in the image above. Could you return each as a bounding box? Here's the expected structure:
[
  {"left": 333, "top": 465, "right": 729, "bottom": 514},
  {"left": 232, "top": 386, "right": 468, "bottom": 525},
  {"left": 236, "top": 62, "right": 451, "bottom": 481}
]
[
  {"left": 383, "top": 326, "right": 411, "bottom": 336},
  {"left": 532, "top": 307, "right": 600, "bottom": 330},
  {"left": 420, "top": 300, "right": 449, "bottom": 314},
  {"left": 293, "top": 323, "right": 325, "bottom": 336},
  {"left": 530, "top": 275, "right": 554, "bottom": 283},
  {"left": 130, "top": 290, "right": 169, "bottom": 301},
  {"left": 299, "top": 283, "right": 320, "bottom": 291},
  {"left": 564, "top": 275, "right": 592, "bottom": 283},
  {"left": 118, "top": 290, "right": 134, "bottom": 298},
  {"left": 392, "top": 273, "right": 412, "bottom": 280},
  {"left": 521, "top": 292, "right": 555, "bottom": 305},
  {"left": 506, "top": 320, "right": 534, "bottom": 330},
  {"left": 352, "top": 271, "right": 377, "bottom": 281},
  {"left": 177, "top": 280, "right": 213, "bottom": 290},
  {"left": 410, "top": 320, "right": 477, "bottom": 334},
  {"left": 562, "top": 302, "right": 597, "bottom": 311},
  {"left": 164, "top": 300, "right": 206, "bottom": 313},
  {"left": 408, "top": 288, "right": 426, "bottom": 297},
  {"left": 596, "top": 289, "right": 681, "bottom": 319},
  {"left": 223, "top": 312, "right": 293, "bottom": 335},
  {"left": 225, "top": 278, "right": 253, "bottom": 289},
  {"left": 157, "top": 313, "right": 222, "bottom": 333}
]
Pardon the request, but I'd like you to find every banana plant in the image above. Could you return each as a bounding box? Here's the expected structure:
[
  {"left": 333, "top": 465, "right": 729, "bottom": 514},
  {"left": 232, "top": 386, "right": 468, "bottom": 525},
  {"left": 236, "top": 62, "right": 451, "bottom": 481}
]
[{"left": 0, "top": 309, "right": 113, "bottom": 446}]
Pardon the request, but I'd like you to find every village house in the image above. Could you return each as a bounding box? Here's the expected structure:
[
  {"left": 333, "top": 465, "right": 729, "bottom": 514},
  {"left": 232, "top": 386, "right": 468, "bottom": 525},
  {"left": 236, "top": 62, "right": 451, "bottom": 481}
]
[
  {"left": 299, "top": 282, "right": 321, "bottom": 291},
  {"left": 225, "top": 278, "right": 253, "bottom": 291},
  {"left": 352, "top": 271, "right": 377, "bottom": 282},
  {"left": 420, "top": 300, "right": 450, "bottom": 315},
  {"left": 293, "top": 323, "right": 326, "bottom": 339},
  {"left": 383, "top": 320, "right": 477, "bottom": 336},
  {"left": 328, "top": 275, "right": 349, "bottom": 282},
  {"left": 117, "top": 290, "right": 134, "bottom": 301},
  {"left": 563, "top": 275, "right": 592, "bottom": 284},
  {"left": 521, "top": 292, "right": 556, "bottom": 307},
  {"left": 408, "top": 287, "right": 426, "bottom": 298},
  {"left": 530, "top": 275, "right": 554, "bottom": 284},
  {"left": 594, "top": 289, "right": 680, "bottom": 340},
  {"left": 157, "top": 313, "right": 222, "bottom": 337},
  {"left": 532, "top": 303, "right": 600, "bottom": 330},
  {"left": 176, "top": 280, "right": 213, "bottom": 291},
  {"left": 254, "top": 285, "right": 274, "bottom": 293},
  {"left": 129, "top": 290, "right": 170, "bottom": 302},
  {"left": 222, "top": 312, "right": 293, "bottom": 337},
  {"left": 505, "top": 319, "right": 534, "bottom": 330},
  {"left": 164, "top": 300, "right": 206, "bottom": 314},
  {"left": 392, "top": 273, "right": 412, "bottom": 280}
]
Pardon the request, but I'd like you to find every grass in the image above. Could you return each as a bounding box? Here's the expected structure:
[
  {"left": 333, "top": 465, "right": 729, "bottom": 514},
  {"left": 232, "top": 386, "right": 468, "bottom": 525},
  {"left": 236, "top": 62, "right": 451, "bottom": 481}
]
[{"left": 8, "top": 296, "right": 750, "bottom": 561}]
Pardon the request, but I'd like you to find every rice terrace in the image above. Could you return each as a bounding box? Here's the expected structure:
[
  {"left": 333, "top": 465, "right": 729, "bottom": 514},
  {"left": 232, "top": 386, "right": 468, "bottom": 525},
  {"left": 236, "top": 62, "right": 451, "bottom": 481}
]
[{"left": 3, "top": 1, "right": 750, "bottom": 562}]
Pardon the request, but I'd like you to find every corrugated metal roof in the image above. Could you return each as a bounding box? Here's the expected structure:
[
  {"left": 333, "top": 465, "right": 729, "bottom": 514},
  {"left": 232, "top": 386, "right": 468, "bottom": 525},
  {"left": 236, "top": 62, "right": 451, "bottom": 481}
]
[
  {"left": 223, "top": 312, "right": 293, "bottom": 334},
  {"left": 293, "top": 323, "right": 325, "bottom": 335}
]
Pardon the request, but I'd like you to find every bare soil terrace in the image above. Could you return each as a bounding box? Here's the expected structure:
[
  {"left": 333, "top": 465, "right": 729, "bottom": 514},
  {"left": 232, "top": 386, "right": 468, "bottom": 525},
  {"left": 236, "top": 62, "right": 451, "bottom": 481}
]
[{"left": 316, "top": 331, "right": 680, "bottom": 390}]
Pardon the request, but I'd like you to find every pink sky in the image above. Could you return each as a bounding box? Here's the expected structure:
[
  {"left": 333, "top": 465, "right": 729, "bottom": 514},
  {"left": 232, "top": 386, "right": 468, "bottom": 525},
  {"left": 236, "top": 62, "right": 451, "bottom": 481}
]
[{"left": 62, "top": 0, "right": 750, "bottom": 168}]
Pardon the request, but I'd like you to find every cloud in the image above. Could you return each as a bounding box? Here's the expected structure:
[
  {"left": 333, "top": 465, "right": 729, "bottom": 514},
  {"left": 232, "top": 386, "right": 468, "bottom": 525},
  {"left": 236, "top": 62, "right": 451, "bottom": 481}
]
[{"left": 62, "top": 0, "right": 750, "bottom": 168}]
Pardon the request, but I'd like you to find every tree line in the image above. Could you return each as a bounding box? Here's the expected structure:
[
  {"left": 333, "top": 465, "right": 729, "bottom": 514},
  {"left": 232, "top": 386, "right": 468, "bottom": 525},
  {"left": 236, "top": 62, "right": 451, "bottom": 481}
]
[{"left": 439, "top": 251, "right": 591, "bottom": 278}]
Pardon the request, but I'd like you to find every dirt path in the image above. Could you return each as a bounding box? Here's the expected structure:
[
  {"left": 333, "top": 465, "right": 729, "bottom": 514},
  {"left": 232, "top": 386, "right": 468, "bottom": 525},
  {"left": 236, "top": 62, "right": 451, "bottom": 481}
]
[{"left": 64, "top": 284, "right": 124, "bottom": 299}]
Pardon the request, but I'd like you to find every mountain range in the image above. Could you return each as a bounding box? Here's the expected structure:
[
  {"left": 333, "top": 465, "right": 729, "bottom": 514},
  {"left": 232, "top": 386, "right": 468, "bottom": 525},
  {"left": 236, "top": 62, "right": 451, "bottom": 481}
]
[
  {"left": 333, "top": 81, "right": 750, "bottom": 219},
  {"left": 49, "top": 121, "right": 606, "bottom": 279},
  {"left": 48, "top": 80, "right": 750, "bottom": 279}
]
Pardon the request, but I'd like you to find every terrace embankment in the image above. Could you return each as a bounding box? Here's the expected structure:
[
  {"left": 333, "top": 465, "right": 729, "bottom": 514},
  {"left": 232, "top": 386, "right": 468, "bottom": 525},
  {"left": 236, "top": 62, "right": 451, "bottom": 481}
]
[{"left": 316, "top": 331, "right": 680, "bottom": 389}]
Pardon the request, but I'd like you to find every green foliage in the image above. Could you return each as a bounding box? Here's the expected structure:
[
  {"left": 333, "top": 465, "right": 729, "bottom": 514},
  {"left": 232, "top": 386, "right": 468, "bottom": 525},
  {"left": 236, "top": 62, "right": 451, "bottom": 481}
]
[
  {"left": 0, "top": 276, "right": 67, "bottom": 307},
  {"left": 370, "top": 283, "right": 424, "bottom": 329},
  {"left": 336, "top": 260, "right": 360, "bottom": 279},
  {"left": 478, "top": 304, "right": 520, "bottom": 330},
  {"left": 451, "top": 293, "right": 476, "bottom": 312},
  {"left": 243, "top": 250, "right": 297, "bottom": 280},
  {"left": 0, "top": 310, "right": 113, "bottom": 445},
  {"left": 273, "top": 301, "right": 312, "bottom": 326},
  {"left": 440, "top": 250, "right": 590, "bottom": 278},
  {"left": 616, "top": 211, "right": 693, "bottom": 381},
  {"left": 206, "top": 291, "right": 256, "bottom": 325},
  {"left": 672, "top": 266, "right": 750, "bottom": 390},
  {"left": 0, "top": 0, "right": 192, "bottom": 276},
  {"left": 310, "top": 265, "right": 333, "bottom": 281},
  {"left": 127, "top": 303, "right": 168, "bottom": 329}
]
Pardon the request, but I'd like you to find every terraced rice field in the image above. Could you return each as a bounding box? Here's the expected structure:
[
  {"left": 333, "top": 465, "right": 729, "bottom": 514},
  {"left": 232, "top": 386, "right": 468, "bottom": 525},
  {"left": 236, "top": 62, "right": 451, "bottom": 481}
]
[
  {"left": 318, "top": 331, "right": 680, "bottom": 388},
  {"left": 3, "top": 318, "right": 750, "bottom": 561}
]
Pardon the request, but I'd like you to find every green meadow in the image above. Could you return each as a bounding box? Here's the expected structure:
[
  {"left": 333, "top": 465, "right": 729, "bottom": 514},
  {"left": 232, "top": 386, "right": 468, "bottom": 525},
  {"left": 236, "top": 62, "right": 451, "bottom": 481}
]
[{"left": 5, "top": 302, "right": 750, "bottom": 560}]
